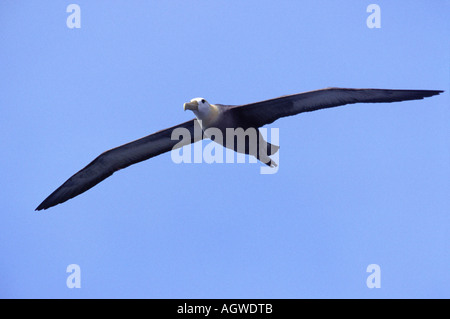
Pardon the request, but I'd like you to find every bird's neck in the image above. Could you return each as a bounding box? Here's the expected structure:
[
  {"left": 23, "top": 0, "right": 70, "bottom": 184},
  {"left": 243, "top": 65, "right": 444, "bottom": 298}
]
[{"left": 195, "top": 104, "right": 220, "bottom": 129}]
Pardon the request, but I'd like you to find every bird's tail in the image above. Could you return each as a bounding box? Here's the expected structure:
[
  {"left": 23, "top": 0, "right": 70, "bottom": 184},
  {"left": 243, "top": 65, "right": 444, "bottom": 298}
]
[{"left": 266, "top": 143, "right": 279, "bottom": 156}]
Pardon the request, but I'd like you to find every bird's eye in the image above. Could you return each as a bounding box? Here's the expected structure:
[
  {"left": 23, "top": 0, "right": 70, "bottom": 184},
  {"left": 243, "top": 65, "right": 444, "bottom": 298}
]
[{"left": 201, "top": 99, "right": 206, "bottom": 103}]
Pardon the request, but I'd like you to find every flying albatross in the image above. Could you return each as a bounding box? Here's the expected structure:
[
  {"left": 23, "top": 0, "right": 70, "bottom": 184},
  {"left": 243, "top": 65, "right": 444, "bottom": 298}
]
[{"left": 36, "top": 87, "right": 442, "bottom": 210}]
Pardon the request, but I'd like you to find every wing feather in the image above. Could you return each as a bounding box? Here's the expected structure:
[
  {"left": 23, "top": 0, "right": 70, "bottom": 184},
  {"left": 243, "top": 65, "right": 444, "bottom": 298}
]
[
  {"left": 36, "top": 119, "right": 202, "bottom": 210},
  {"left": 229, "top": 88, "right": 443, "bottom": 128}
]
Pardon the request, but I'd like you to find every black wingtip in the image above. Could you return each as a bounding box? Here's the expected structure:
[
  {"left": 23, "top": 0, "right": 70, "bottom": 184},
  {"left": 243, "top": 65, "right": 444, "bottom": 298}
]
[
  {"left": 35, "top": 202, "right": 48, "bottom": 211},
  {"left": 35, "top": 196, "right": 58, "bottom": 211},
  {"left": 427, "top": 90, "right": 444, "bottom": 96}
]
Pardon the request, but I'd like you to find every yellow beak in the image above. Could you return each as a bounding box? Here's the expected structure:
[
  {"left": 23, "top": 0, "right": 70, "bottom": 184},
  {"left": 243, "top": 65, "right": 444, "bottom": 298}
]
[{"left": 183, "top": 101, "right": 199, "bottom": 111}]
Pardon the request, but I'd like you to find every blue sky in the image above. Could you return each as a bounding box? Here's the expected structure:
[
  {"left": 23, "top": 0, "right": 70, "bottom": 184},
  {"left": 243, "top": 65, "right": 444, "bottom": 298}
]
[{"left": 0, "top": 1, "right": 448, "bottom": 298}]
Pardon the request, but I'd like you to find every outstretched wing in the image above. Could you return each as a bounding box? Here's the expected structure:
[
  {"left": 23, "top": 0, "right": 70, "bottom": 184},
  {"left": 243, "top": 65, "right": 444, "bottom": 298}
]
[
  {"left": 36, "top": 119, "right": 202, "bottom": 211},
  {"left": 229, "top": 88, "right": 443, "bottom": 128}
]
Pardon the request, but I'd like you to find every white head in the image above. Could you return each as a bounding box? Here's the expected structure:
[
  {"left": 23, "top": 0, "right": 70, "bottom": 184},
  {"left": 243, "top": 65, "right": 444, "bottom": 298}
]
[{"left": 183, "top": 97, "right": 213, "bottom": 121}]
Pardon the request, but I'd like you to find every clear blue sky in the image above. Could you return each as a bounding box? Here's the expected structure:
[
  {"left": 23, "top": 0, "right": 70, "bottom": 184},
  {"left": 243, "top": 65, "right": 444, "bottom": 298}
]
[{"left": 0, "top": 1, "right": 448, "bottom": 298}]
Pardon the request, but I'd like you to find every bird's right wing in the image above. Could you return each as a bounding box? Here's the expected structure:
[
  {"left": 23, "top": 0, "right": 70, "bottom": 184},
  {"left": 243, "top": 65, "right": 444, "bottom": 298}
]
[
  {"left": 36, "top": 119, "right": 203, "bottom": 211},
  {"left": 229, "top": 88, "right": 443, "bottom": 128}
]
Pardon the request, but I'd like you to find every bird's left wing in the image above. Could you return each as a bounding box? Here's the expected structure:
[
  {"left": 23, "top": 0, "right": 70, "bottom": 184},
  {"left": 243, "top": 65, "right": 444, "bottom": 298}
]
[
  {"left": 229, "top": 88, "right": 443, "bottom": 128},
  {"left": 36, "top": 119, "right": 202, "bottom": 211}
]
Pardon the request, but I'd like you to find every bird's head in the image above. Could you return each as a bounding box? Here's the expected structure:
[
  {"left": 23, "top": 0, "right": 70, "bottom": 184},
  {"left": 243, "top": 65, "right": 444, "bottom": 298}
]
[{"left": 183, "top": 98, "right": 216, "bottom": 122}]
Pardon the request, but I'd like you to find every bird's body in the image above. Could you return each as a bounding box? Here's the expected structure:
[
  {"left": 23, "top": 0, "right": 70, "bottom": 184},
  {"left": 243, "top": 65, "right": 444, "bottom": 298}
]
[
  {"left": 36, "top": 87, "right": 443, "bottom": 211},
  {"left": 185, "top": 100, "right": 277, "bottom": 166}
]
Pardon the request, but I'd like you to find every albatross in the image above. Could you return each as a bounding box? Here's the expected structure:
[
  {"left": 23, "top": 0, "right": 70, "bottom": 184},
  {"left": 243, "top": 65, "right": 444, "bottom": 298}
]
[{"left": 36, "top": 87, "right": 442, "bottom": 210}]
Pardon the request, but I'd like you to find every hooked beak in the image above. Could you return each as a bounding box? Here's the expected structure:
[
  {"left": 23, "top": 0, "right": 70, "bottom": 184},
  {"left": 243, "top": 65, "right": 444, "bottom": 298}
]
[{"left": 183, "top": 101, "right": 199, "bottom": 111}]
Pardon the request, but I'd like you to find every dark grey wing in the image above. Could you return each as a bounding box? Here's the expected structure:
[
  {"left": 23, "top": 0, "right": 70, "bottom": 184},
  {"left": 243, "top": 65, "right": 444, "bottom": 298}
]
[
  {"left": 229, "top": 88, "right": 443, "bottom": 128},
  {"left": 36, "top": 119, "right": 203, "bottom": 211}
]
